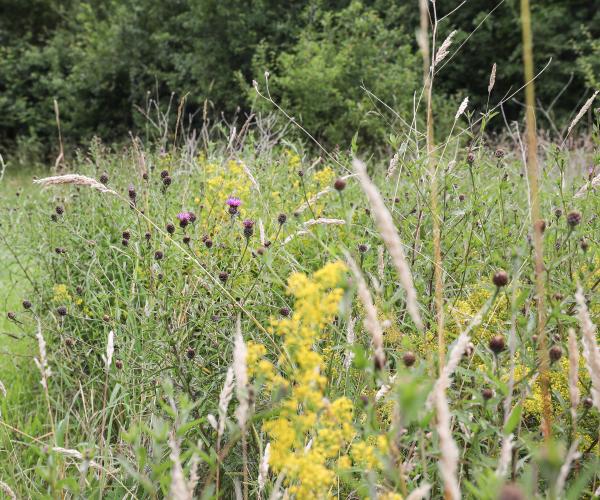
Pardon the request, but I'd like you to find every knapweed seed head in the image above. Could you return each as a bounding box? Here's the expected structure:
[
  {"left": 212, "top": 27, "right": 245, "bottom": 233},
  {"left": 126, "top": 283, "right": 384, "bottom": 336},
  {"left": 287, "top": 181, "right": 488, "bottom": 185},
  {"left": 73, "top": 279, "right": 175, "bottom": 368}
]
[
  {"left": 22, "top": 299, "right": 32, "bottom": 309},
  {"left": 489, "top": 335, "right": 505, "bottom": 354},
  {"left": 277, "top": 213, "right": 287, "bottom": 225},
  {"left": 243, "top": 219, "right": 254, "bottom": 239},
  {"left": 402, "top": 351, "right": 416, "bottom": 367},
  {"left": 495, "top": 148, "right": 505, "bottom": 159},
  {"left": 115, "top": 359, "right": 123, "bottom": 369},
  {"left": 218, "top": 271, "right": 228, "bottom": 283},
  {"left": 482, "top": 388, "right": 494, "bottom": 400},
  {"left": 7, "top": 311, "right": 16, "bottom": 321},
  {"left": 162, "top": 176, "right": 172, "bottom": 187},
  {"left": 358, "top": 243, "right": 368, "bottom": 253},
  {"left": 186, "top": 347, "right": 195, "bottom": 359},
  {"left": 334, "top": 178, "right": 346, "bottom": 191},
  {"left": 166, "top": 223, "right": 175, "bottom": 234},
  {"left": 57, "top": 306, "right": 67, "bottom": 317},
  {"left": 99, "top": 173, "right": 109, "bottom": 185},
  {"left": 154, "top": 250, "right": 164, "bottom": 260},
  {"left": 145, "top": 232, "right": 151, "bottom": 241},
  {"left": 567, "top": 210, "right": 582, "bottom": 227},
  {"left": 160, "top": 169, "right": 169, "bottom": 179},
  {"left": 467, "top": 152, "right": 475, "bottom": 164},
  {"left": 493, "top": 270, "right": 509, "bottom": 287},
  {"left": 183, "top": 236, "right": 190, "bottom": 245},
  {"left": 55, "top": 206, "right": 64, "bottom": 215},
  {"left": 122, "top": 230, "right": 131, "bottom": 240},
  {"left": 128, "top": 185, "right": 136, "bottom": 200},
  {"left": 549, "top": 345, "right": 563, "bottom": 362}
]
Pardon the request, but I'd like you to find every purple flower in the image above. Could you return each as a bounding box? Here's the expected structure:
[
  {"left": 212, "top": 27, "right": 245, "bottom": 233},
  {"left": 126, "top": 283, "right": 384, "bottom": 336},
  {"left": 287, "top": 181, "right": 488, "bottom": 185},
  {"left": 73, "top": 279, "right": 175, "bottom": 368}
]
[
  {"left": 177, "top": 211, "right": 196, "bottom": 228},
  {"left": 226, "top": 197, "right": 242, "bottom": 215},
  {"left": 226, "top": 197, "right": 242, "bottom": 207}
]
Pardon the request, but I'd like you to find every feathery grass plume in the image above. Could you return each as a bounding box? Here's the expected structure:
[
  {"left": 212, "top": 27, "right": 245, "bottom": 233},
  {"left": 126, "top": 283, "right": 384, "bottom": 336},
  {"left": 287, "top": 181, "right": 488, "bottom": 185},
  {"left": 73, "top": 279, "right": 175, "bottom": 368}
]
[
  {"left": 0, "top": 379, "right": 6, "bottom": 398},
  {"left": 574, "top": 171, "right": 600, "bottom": 198},
  {"left": 217, "top": 367, "right": 235, "bottom": 442},
  {"left": 344, "top": 316, "right": 357, "bottom": 370},
  {"left": 0, "top": 480, "right": 16, "bottom": 500},
  {"left": 233, "top": 315, "right": 249, "bottom": 499},
  {"left": 375, "top": 374, "right": 396, "bottom": 402},
  {"left": 377, "top": 245, "right": 385, "bottom": 284},
  {"left": 101, "top": 330, "right": 115, "bottom": 371},
  {"left": 34, "top": 321, "right": 51, "bottom": 390},
  {"left": 345, "top": 252, "right": 385, "bottom": 368},
  {"left": 168, "top": 432, "right": 193, "bottom": 500},
  {"left": 353, "top": 159, "right": 423, "bottom": 330},
  {"left": 435, "top": 383, "right": 460, "bottom": 500},
  {"left": 406, "top": 483, "right": 431, "bottom": 500},
  {"left": 34, "top": 174, "right": 118, "bottom": 196},
  {"left": 575, "top": 286, "right": 600, "bottom": 409},
  {"left": 488, "top": 63, "right": 497, "bottom": 94},
  {"left": 238, "top": 159, "right": 261, "bottom": 192},
  {"left": 259, "top": 218, "right": 266, "bottom": 246},
  {"left": 435, "top": 30, "right": 457, "bottom": 65},
  {"left": 258, "top": 442, "right": 271, "bottom": 494},
  {"left": 454, "top": 97, "right": 469, "bottom": 121},
  {"left": 567, "top": 328, "right": 580, "bottom": 427},
  {"left": 496, "top": 434, "right": 513, "bottom": 478},
  {"left": 521, "top": 0, "right": 553, "bottom": 440},
  {"left": 555, "top": 440, "right": 581, "bottom": 495},
  {"left": 283, "top": 218, "right": 346, "bottom": 245},
  {"left": 565, "top": 90, "right": 599, "bottom": 140},
  {"left": 51, "top": 447, "right": 103, "bottom": 470}
]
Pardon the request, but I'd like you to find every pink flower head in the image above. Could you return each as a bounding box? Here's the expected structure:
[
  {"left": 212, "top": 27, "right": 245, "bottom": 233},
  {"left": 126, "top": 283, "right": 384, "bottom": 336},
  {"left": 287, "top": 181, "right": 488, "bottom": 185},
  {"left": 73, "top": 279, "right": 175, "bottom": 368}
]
[
  {"left": 226, "top": 197, "right": 241, "bottom": 207},
  {"left": 177, "top": 211, "right": 196, "bottom": 228}
]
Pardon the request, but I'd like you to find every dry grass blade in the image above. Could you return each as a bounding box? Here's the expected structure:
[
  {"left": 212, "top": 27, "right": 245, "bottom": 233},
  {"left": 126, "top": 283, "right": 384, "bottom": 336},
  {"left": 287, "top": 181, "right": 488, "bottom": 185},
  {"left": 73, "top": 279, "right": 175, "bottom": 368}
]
[
  {"left": 353, "top": 159, "right": 423, "bottom": 330},
  {"left": 565, "top": 90, "right": 599, "bottom": 140},
  {"left": 567, "top": 328, "right": 580, "bottom": 426},
  {"left": 405, "top": 483, "right": 431, "bottom": 500},
  {"left": 345, "top": 252, "right": 385, "bottom": 368},
  {"left": 435, "top": 386, "right": 460, "bottom": 500},
  {"left": 574, "top": 172, "right": 600, "bottom": 198},
  {"left": 344, "top": 317, "right": 357, "bottom": 371},
  {"left": 168, "top": 433, "right": 193, "bottom": 500},
  {"left": 34, "top": 174, "right": 118, "bottom": 196},
  {"left": 258, "top": 442, "right": 270, "bottom": 494},
  {"left": 0, "top": 480, "right": 16, "bottom": 500},
  {"left": 575, "top": 286, "right": 600, "bottom": 409},
  {"left": 218, "top": 367, "right": 235, "bottom": 440}
]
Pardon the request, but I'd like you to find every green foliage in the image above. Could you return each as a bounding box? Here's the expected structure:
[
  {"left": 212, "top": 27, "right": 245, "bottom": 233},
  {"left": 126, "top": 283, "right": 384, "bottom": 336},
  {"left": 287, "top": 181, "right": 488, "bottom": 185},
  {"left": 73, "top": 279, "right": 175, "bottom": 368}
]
[{"left": 251, "top": 2, "right": 419, "bottom": 146}]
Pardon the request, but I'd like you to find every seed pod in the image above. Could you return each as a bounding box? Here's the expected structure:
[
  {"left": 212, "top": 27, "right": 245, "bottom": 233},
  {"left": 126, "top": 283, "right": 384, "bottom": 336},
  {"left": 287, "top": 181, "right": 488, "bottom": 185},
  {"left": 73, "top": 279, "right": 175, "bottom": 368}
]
[
  {"left": 402, "top": 351, "right": 416, "bottom": 367},
  {"left": 549, "top": 345, "right": 563, "bottom": 362},
  {"left": 277, "top": 213, "right": 287, "bottom": 225},
  {"left": 489, "top": 335, "right": 505, "bottom": 354},
  {"left": 334, "top": 178, "right": 346, "bottom": 191},
  {"left": 57, "top": 306, "right": 68, "bottom": 317},
  {"left": 493, "top": 270, "right": 509, "bottom": 287},
  {"left": 481, "top": 388, "right": 494, "bottom": 400},
  {"left": 22, "top": 300, "right": 32, "bottom": 309},
  {"left": 567, "top": 211, "right": 582, "bottom": 227}
]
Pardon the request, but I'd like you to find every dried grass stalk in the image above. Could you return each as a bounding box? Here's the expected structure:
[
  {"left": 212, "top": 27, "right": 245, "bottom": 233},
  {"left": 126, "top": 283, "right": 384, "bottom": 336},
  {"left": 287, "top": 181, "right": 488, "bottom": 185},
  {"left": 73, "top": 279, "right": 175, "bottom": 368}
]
[
  {"left": 217, "top": 367, "right": 235, "bottom": 441},
  {"left": 576, "top": 286, "right": 600, "bottom": 409},
  {"left": 34, "top": 174, "right": 118, "bottom": 196},
  {"left": 555, "top": 440, "right": 581, "bottom": 495},
  {"left": 435, "top": 386, "right": 460, "bottom": 500},
  {"left": 567, "top": 328, "right": 580, "bottom": 425},
  {"left": 455, "top": 97, "right": 469, "bottom": 121},
  {"left": 0, "top": 480, "right": 17, "bottom": 500},
  {"left": 406, "top": 483, "right": 431, "bottom": 500},
  {"left": 353, "top": 159, "right": 423, "bottom": 330},
  {"left": 495, "top": 434, "right": 513, "bottom": 478},
  {"left": 566, "top": 90, "right": 599, "bottom": 138},
  {"left": 346, "top": 252, "right": 385, "bottom": 368},
  {"left": 435, "top": 30, "right": 457, "bottom": 65},
  {"left": 488, "top": 63, "right": 497, "bottom": 94},
  {"left": 168, "top": 433, "right": 193, "bottom": 500},
  {"left": 344, "top": 317, "right": 357, "bottom": 371},
  {"left": 101, "top": 330, "right": 115, "bottom": 371},
  {"left": 574, "top": 172, "right": 600, "bottom": 198},
  {"left": 295, "top": 174, "right": 355, "bottom": 213},
  {"left": 258, "top": 442, "right": 271, "bottom": 494}
]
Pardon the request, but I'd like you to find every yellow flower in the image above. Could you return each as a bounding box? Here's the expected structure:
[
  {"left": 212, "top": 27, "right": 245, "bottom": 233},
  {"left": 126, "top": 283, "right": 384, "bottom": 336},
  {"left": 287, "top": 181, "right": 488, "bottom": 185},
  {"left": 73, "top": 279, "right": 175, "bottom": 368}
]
[{"left": 52, "top": 284, "right": 71, "bottom": 302}]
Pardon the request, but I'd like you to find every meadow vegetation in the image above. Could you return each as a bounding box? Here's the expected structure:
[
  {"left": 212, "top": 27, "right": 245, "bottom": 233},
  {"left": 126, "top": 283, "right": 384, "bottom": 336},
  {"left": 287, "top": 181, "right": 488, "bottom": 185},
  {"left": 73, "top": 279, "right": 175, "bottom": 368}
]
[{"left": 1, "top": 1, "right": 600, "bottom": 499}]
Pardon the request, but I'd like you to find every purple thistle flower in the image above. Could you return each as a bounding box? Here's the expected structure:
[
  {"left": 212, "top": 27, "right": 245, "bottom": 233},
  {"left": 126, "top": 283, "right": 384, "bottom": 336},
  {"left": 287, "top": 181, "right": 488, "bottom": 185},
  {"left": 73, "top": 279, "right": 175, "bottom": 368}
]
[
  {"left": 177, "top": 211, "right": 192, "bottom": 227},
  {"left": 226, "top": 197, "right": 241, "bottom": 216}
]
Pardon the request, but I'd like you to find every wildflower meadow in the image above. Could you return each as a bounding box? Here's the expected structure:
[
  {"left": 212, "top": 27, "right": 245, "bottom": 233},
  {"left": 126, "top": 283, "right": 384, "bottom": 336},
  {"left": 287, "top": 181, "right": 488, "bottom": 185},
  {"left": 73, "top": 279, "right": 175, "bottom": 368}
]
[{"left": 1, "top": 1, "right": 600, "bottom": 499}]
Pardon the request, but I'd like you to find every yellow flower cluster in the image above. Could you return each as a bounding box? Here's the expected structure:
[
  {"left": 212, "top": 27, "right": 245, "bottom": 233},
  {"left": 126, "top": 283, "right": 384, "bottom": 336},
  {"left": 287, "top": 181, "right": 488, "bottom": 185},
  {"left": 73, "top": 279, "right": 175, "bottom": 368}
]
[
  {"left": 255, "top": 262, "right": 355, "bottom": 498},
  {"left": 52, "top": 284, "right": 71, "bottom": 303},
  {"left": 204, "top": 160, "right": 251, "bottom": 211}
]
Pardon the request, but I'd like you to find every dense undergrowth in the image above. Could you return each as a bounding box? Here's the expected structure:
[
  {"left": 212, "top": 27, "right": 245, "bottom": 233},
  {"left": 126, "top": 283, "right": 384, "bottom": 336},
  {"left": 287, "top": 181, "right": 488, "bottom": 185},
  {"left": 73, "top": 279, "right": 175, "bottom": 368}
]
[{"left": 0, "top": 113, "right": 599, "bottom": 498}]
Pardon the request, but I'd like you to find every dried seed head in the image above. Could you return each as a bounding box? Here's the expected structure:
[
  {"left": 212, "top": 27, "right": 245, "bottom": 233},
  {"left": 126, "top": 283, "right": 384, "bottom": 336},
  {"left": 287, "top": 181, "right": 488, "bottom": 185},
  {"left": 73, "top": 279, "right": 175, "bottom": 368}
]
[
  {"left": 186, "top": 347, "right": 196, "bottom": 359},
  {"left": 334, "top": 178, "right": 346, "bottom": 191},
  {"left": 121, "top": 239, "right": 129, "bottom": 246},
  {"left": 481, "top": 388, "right": 494, "bottom": 400},
  {"left": 218, "top": 271, "right": 228, "bottom": 283},
  {"left": 402, "top": 351, "right": 416, "bottom": 367},
  {"left": 122, "top": 230, "right": 131, "bottom": 240},
  {"left": 166, "top": 223, "right": 175, "bottom": 234},
  {"left": 145, "top": 232, "right": 151, "bottom": 241},
  {"left": 277, "top": 213, "right": 287, "bottom": 225},
  {"left": 358, "top": 244, "right": 368, "bottom": 253},
  {"left": 55, "top": 206, "right": 64, "bottom": 215},
  {"left": 57, "top": 306, "right": 68, "bottom": 317},
  {"left": 115, "top": 359, "right": 123, "bottom": 370},
  {"left": 489, "top": 335, "right": 505, "bottom": 354},
  {"left": 580, "top": 238, "right": 589, "bottom": 252},
  {"left": 458, "top": 193, "right": 466, "bottom": 202},
  {"left": 103, "top": 314, "right": 110, "bottom": 323},
  {"left": 65, "top": 338, "right": 74, "bottom": 348},
  {"left": 22, "top": 300, "right": 32, "bottom": 310},
  {"left": 495, "top": 149, "right": 505, "bottom": 159},
  {"left": 567, "top": 211, "right": 582, "bottom": 227},
  {"left": 160, "top": 169, "right": 169, "bottom": 179},
  {"left": 243, "top": 219, "right": 254, "bottom": 239},
  {"left": 162, "top": 176, "right": 172, "bottom": 187},
  {"left": 204, "top": 238, "right": 213, "bottom": 249},
  {"left": 467, "top": 152, "right": 475, "bottom": 164},
  {"left": 128, "top": 185, "right": 136, "bottom": 200},
  {"left": 554, "top": 207, "right": 563, "bottom": 219},
  {"left": 99, "top": 173, "right": 109, "bottom": 185},
  {"left": 280, "top": 306, "right": 290, "bottom": 317},
  {"left": 493, "top": 270, "right": 509, "bottom": 287},
  {"left": 183, "top": 236, "right": 191, "bottom": 245},
  {"left": 154, "top": 250, "right": 164, "bottom": 260},
  {"left": 549, "top": 345, "right": 563, "bottom": 363},
  {"left": 583, "top": 397, "right": 593, "bottom": 409},
  {"left": 7, "top": 311, "right": 16, "bottom": 321}
]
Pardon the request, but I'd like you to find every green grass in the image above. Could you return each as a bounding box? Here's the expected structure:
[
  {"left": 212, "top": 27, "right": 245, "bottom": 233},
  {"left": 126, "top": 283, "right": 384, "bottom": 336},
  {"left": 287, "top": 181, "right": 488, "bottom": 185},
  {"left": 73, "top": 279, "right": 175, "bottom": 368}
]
[{"left": 0, "top": 131, "right": 598, "bottom": 498}]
